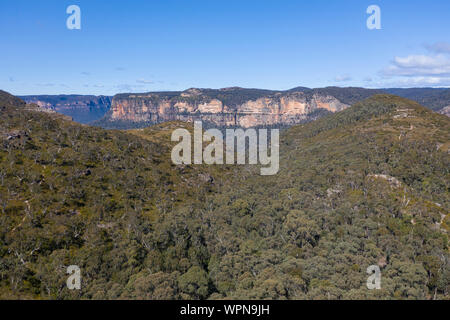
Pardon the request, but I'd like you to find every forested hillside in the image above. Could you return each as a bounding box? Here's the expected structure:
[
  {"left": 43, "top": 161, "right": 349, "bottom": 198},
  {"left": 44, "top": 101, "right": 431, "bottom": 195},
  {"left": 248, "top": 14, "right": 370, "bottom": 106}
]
[
  {"left": 210, "top": 95, "right": 449, "bottom": 299},
  {"left": 0, "top": 91, "right": 448, "bottom": 299},
  {"left": 385, "top": 88, "right": 450, "bottom": 112}
]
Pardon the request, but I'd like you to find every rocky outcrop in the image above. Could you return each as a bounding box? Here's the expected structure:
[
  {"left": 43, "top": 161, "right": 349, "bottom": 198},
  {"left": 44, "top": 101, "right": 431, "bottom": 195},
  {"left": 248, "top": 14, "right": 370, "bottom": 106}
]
[
  {"left": 100, "top": 87, "right": 376, "bottom": 128},
  {"left": 439, "top": 106, "right": 450, "bottom": 117},
  {"left": 19, "top": 87, "right": 449, "bottom": 129},
  {"left": 23, "top": 103, "right": 73, "bottom": 121}
]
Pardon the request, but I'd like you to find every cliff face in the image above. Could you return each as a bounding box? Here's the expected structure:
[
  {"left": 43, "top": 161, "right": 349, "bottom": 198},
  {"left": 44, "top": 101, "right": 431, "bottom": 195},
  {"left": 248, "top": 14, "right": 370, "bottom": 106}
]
[
  {"left": 102, "top": 87, "right": 376, "bottom": 128},
  {"left": 20, "top": 88, "right": 449, "bottom": 129},
  {"left": 20, "top": 95, "right": 111, "bottom": 124}
]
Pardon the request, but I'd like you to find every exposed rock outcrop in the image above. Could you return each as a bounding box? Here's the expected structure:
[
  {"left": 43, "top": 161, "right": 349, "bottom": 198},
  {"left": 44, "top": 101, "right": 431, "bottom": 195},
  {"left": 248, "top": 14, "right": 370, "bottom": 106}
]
[
  {"left": 100, "top": 87, "right": 379, "bottom": 128},
  {"left": 439, "top": 106, "right": 450, "bottom": 117},
  {"left": 18, "top": 87, "right": 450, "bottom": 129}
]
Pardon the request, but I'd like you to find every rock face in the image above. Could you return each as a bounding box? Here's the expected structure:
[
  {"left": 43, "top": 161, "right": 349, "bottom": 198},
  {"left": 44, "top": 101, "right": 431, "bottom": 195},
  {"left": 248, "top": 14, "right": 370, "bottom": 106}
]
[
  {"left": 439, "top": 106, "right": 450, "bottom": 117},
  {"left": 100, "top": 87, "right": 381, "bottom": 128},
  {"left": 19, "top": 87, "right": 450, "bottom": 129},
  {"left": 20, "top": 95, "right": 112, "bottom": 124}
]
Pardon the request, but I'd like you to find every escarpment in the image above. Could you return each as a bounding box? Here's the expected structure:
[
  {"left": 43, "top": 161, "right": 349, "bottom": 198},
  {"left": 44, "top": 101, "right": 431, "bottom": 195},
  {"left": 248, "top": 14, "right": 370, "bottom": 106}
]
[{"left": 101, "top": 87, "right": 379, "bottom": 128}]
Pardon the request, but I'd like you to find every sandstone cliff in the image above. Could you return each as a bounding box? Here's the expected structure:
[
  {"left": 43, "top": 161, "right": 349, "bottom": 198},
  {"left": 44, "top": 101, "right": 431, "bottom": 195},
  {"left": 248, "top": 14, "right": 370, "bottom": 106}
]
[
  {"left": 100, "top": 87, "right": 382, "bottom": 128},
  {"left": 20, "top": 88, "right": 449, "bottom": 129}
]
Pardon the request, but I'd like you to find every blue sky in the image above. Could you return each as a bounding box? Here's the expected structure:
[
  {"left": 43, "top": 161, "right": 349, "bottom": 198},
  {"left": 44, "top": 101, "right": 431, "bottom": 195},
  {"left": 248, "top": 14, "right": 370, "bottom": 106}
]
[{"left": 1, "top": 0, "right": 449, "bottom": 95}]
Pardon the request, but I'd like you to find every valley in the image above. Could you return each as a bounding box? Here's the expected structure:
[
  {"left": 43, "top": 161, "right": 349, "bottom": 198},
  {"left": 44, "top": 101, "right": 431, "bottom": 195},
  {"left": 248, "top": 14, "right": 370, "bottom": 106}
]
[
  {"left": 0, "top": 90, "right": 448, "bottom": 299},
  {"left": 20, "top": 87, "right": 450, "bottom": 130}
]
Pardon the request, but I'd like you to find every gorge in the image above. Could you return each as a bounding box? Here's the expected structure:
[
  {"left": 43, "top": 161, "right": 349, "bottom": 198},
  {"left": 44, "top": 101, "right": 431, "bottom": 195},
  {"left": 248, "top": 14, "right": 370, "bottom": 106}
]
[{"left": 20, "top": 87, "right": 450, "bottom": 129}]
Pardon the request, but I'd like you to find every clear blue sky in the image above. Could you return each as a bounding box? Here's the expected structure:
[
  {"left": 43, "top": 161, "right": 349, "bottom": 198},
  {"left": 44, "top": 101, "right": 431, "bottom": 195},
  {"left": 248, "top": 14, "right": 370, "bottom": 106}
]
[{"left": 1, "top": 0, "right": 449, "bottom": 95}]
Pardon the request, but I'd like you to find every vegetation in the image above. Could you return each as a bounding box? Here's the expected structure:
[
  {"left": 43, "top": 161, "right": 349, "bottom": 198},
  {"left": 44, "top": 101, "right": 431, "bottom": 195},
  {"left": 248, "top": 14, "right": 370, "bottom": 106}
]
[
  {"left": 385, "top": 88, "right": 450, "bottom": 112},
  {"left": 19, "top": 95, "right": 112, "bottom": 124},
  {"left": 94, "top": 87, "right": 450, "bottom": 130},
  {"left": 0, "top": 91, "right": 448, "bottom": 300}
]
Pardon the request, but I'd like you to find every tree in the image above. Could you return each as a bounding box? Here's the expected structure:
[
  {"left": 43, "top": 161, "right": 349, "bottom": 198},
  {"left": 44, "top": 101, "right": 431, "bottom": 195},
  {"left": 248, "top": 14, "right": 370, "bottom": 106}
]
[{"left": 178, "top": 266, "right": 209, "bottom": 299}]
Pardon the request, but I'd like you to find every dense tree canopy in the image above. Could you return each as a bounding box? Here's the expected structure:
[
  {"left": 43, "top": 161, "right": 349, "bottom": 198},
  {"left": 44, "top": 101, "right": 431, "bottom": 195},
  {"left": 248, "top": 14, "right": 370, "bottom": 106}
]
[{"left": 0, "top": 92, "right": 448, "bottom": 300}]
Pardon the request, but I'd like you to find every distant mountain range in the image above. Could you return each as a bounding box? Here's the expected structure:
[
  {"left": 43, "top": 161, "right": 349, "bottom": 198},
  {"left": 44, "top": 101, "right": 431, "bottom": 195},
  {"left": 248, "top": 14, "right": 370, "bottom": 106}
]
[{"left": 20, "top": 87, "right": 450, "bottom": 128}]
